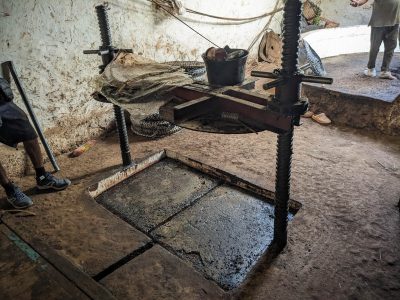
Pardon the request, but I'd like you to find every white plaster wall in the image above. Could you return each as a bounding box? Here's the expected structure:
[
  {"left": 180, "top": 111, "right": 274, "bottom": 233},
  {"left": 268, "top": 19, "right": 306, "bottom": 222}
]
[
  {"left": 303, "top": 25, "right": 400, "bottom": 59},
  {"left": 0, "top": 0, "right": 283, "bottom": 151},
  {"left": 319, "top": 0, "right": 374, "bottom": 26}
]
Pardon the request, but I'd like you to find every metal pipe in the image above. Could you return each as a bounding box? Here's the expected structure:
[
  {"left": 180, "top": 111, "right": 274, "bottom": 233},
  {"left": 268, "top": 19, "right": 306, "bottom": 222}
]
[
  {"left": 4, "top": 61, "right": 60, "bottom": 172},
  {"left": 262, "top": 77, "right": 286, "bottom": 90},
  {"left": 250, "top": 71, "right": 279, "bottom": 79},
  {"left": 301, "top": 75, "right": 333, "bottom": 84}
]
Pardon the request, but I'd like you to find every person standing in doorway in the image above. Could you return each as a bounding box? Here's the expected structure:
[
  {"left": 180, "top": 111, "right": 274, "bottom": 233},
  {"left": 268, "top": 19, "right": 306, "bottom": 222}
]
[{"left": 351, "top": 0, "right": 400, "bottom": 79}]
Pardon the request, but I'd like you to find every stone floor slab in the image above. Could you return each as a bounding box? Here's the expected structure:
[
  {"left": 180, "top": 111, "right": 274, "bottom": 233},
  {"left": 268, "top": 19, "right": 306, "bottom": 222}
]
[
  {"left": 0, "top": 226, "right": 89, "bottom": 300},
  {"left": 96, "top": 158, "right": 219, "bottom": 232},
  {"left": 152, "top": 184, "right": 293, "bottom": 290},
  {"left": 100, "top": 245, "right": 225, "bottom": 300},
  {"left": 3, "top": 193, "right": 151, "bottom": 277}
]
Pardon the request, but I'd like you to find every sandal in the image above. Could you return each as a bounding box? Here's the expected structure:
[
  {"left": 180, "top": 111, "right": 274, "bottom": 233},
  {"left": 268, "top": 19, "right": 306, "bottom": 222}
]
[
  {"left": 311, "top": 113, "right": 331, "bottom": 125},
  {"left": 302, "top": 111, "right": 314, "bottom": 118}
]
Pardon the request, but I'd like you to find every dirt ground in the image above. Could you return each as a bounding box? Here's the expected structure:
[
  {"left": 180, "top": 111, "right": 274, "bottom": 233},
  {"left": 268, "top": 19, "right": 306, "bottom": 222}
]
[{"left": 1, "top": 114, "right": 399, "bottom": 299}]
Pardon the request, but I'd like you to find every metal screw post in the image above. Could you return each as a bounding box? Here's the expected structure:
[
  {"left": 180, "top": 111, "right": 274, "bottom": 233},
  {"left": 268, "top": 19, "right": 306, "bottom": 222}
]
[
  {"left": 272, "top": 0, "right": 302, "bottom": 250},
  {"left": 252, "top": 0, "right": 333, "bottom": 251},
  {"left": 93, "top": 4, "right": 132, "bottom": 167}
]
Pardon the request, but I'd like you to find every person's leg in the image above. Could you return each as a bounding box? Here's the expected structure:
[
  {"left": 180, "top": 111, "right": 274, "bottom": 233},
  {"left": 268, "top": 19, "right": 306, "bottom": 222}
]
[
  {"left": 381, "top": 24, "right": 399, "bottom": 72},
  {"left": 23, "top": 138, "right": 46, "bottom": 177},
  {"left": 22, "top": 138, "right": 71, "bottom": 190},
  {"left": 0, "top": 162, "right": 11, "bottom": 189},
  {"left": 367, "top": 27, "right": 385, "bottom": 71}
]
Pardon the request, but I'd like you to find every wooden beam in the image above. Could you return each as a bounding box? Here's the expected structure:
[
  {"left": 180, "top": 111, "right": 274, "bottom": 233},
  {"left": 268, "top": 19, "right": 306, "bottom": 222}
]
[
  {"left": 223, "top": 88, "right": 272, "bottom": 105},
  {"left": 173, "top": 96, "right": 217, "bottom": 121},
  {"left": 212, "top": 94, "right": 292, "bottom": 133}
]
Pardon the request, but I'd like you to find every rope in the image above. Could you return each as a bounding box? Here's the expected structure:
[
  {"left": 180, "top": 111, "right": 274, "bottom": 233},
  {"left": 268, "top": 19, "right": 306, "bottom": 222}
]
[
  {"left": 131, "top": 113, "right": 182, "bottom": 138},
  {"left": 155, "top": 0, "right": 283, "bottom": 22},
  {"left": 186, "top": 7, "right": 284, "bottom": 22},
  {"left": 150, "top": 0, "right": 221, "bottom": 48},
  {"left": 247, "top": 0, "right": 283, "bottom": 52},
  {"left": 141, "top": 0, "right": 288, "bottom": 58},
  {"left": 151, "top": 0, "right": 285, "bottom": 49}
]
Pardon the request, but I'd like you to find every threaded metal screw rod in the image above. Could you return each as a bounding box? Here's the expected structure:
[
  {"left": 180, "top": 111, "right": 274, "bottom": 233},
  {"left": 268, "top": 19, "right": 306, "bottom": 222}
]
[
  {"left": 277, "top": 0, "right": 302, "bottom": 106},
  {"left": 96, "top": 5, "right": 112, "bottom": 47},
  {"left": 274, "top": 128, "right": 294, "bottom": 249},
  {"left": 272, "top": 0, "right": 302, "bottom": 250},
  {"left": 251, "top": 1, "right": 332, "bottom": 251},
  {"left": 95, "top": 4, "right": 132, "bottom": 167}
]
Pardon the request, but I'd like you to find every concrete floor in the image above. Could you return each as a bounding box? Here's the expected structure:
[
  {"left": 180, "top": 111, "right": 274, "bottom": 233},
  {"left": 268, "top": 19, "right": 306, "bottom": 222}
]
[{"left": 1, "top": 114, "right": 399, "bottom": 299}]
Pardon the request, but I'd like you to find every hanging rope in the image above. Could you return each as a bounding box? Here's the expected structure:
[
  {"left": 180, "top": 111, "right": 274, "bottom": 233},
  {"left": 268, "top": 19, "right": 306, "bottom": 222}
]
[
  {"left": 149, "top": 0, "right": 284, "bottom": 50},
  {"left": 186, "top": 7, "right": 283, "bottom": 22},
  {"left": 153, "top": 0, "right": 185, "bottom": 15},
  {"left": 247, "top": 0, "right": 283, "bottom": 51},
  {"left": 154, "top": 0, "right": 284, "bottom": 22},
  {"left": 149, "top": 0, "right": 221, "bottom": 48}
]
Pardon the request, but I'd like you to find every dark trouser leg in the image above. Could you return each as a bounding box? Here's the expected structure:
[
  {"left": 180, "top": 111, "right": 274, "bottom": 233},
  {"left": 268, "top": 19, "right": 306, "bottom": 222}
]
[
  {"left": 23, "top": 138, "right": 44, "bottom": 169},
  {"left": 368, "top": 27, "right": 385, "bottom": 69},
  {"left": 381, "top": 24, "right": 399, "bottom": 72}
]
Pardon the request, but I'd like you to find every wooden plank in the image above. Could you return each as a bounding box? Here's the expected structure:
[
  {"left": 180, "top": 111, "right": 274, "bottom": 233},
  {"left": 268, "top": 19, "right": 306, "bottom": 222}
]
[
  {"left": 3, "top": 193, "right": 152, "bottom": 279},
  {"left": 224, "top": 88, "right": 272, "bottom": 105},
  {"left": 212, "top": 94, "right": 292, "bottom": 133},
  {"left": 170, "top": 86, "right": 207, "bottom": 100},
  {"left": 190, "top": 77, "right": 256, "bottom": 92},
  {"left": 168, "top": 85, "right": 292, "bottom": 133},
  {"left": 30, "top": 237, "right": 117, "bottom": 300},
  {"left": 171, "top": 77, "right": 257, "bottom": 100},
  {"left": 173, "top": 96, "right": 217, "bottom": 121}
]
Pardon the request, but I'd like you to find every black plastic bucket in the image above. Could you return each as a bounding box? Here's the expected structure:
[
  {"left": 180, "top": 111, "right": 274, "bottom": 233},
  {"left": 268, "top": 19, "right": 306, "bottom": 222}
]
[{"left": 202, "top": 49, "right": 249, "bottom": 86}]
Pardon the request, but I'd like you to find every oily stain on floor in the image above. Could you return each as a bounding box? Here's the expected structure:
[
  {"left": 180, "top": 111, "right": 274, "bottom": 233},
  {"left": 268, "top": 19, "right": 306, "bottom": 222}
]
[{"left": 96, "top": 158, "right": 294, "bottom": 290}]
